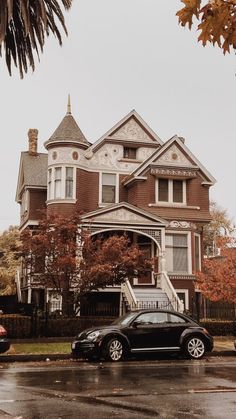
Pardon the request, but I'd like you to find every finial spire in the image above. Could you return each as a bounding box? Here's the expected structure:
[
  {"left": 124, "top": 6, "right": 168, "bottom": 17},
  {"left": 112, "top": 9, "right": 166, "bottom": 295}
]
[{"left": 67, "top": 94, "right": 71, "bottom": 115}]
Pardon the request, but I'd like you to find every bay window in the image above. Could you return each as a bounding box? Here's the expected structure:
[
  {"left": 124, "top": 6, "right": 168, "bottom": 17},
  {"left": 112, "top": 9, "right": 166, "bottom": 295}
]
[{"left": 47, "top": 166, "right": 75, "bottom": 200}]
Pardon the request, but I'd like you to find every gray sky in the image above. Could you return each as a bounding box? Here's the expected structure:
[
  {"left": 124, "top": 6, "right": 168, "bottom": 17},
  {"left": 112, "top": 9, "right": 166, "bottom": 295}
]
[{"left": 0, "top": 0, "right": 235, "bottom": 232}]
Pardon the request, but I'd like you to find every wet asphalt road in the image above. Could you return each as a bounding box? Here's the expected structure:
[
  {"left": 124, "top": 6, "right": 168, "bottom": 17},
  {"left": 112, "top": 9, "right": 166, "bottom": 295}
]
[{"left": 0, "top": 357, "right": 236, "bottom": 418}]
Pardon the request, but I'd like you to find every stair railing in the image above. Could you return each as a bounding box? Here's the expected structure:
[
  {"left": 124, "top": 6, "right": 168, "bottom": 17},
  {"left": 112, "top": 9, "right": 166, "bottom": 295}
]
[
  {"left": 158, "top": 271, "right": 184, "bottom": 313},
  {"left": 121, "top": 279, "right": 138, "bottom": 310}
]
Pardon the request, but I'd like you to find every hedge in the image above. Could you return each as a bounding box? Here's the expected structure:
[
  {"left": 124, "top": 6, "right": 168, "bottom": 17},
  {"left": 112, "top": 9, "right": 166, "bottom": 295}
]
[
  {"left": 200, "top": 320, "right": 236, "bottom": 336},
  {"left": 1, "top": 315, "right": 235, "bottom": 338},
  {"left": 0, "top": 314, "right": 31, "bottom": 338}
]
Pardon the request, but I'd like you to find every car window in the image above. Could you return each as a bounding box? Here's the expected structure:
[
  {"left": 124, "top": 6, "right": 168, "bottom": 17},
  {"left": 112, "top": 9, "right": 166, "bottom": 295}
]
[
  {"left": 135, "top": 312, "right": 168, "bottom": 324},
  {"left": 169, "top": 314, "right": 187, "bottom": 324}
]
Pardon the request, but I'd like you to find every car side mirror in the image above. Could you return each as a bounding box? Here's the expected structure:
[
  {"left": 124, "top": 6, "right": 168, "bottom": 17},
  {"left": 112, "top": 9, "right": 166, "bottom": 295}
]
[{"left": 132, "top": 320, "right": 142, "bottom": 328}]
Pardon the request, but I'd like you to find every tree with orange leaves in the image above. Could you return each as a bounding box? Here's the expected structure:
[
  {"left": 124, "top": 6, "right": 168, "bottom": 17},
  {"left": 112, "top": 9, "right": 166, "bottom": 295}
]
[
  {"left": 197, "top": 245, "right": 236, "bottom": 303},
  {"left": 177, "top": 1, "right": 236, "bottom": 53},
  {"left": 21, "top": 212, "right": 151, "bottom": 316}
]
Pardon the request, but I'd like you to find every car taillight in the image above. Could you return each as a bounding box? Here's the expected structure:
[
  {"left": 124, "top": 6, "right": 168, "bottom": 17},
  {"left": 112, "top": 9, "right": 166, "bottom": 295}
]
[{"left": 0, "top": 325, "right": 7, "bottom": 337}]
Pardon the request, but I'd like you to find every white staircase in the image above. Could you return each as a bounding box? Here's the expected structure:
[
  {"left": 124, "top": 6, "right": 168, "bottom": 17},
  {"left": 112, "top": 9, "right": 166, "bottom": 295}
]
[{"left": 133, "top": 288, "right": 171, "bottom": 310}]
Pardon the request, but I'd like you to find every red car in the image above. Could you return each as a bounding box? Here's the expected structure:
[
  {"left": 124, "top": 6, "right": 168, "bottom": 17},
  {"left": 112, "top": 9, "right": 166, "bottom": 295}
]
[{"left": 0, "top": 325, "right": 10, "bottom": 354}]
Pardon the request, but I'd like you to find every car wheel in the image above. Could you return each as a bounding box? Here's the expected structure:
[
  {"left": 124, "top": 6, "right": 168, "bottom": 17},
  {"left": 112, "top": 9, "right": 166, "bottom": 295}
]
[
  {"left": 185, "top": 336, "right": 206, "bottom": 359},
  {"left": 104, "top": 338, "right": 124, "bottom": 362}
]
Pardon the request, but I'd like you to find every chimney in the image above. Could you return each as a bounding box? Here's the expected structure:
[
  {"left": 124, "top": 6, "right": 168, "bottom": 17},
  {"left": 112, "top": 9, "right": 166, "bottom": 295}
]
[{"left": 28, "top": 129, "right": 38, "bottom": 155}]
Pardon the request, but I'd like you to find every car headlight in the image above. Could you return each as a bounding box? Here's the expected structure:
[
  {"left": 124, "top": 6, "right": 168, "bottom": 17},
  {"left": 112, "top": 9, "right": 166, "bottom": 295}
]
[{"left": 87, "top": 331, "right": 100, "bottom": 341}]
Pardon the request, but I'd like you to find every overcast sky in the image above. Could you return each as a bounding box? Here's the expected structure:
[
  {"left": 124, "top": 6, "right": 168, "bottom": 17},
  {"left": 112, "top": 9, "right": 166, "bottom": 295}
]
[{"left": 0, "top": 0, "right": 235, "bottom": 232}]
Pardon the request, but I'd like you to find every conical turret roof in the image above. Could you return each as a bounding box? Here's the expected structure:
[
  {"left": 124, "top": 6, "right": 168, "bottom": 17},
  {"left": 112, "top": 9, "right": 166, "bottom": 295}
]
[{"left": 44, "top": 97, "right": 90, "bottom": 149}]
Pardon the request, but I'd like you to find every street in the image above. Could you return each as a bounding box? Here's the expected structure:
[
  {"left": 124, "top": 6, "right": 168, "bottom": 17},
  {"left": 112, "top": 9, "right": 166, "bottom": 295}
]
[{"left": 0, "top": 357, "right": 235, "bottom": 418}]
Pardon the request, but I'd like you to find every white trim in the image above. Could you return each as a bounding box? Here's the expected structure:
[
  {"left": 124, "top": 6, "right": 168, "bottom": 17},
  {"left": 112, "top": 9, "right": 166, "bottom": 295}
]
[
  {"left": 99, "top": 172, "right": 119, "bottom": 205},
  {"left": 194, "top": 233, "right": 201, "bottom": 271},
  {"left": 149, "top": 203, "right": 200, "bottom": 210},
  {"left": 165, "top": 231, "right": 192, "bottom": 275},
  {"left": 176, "top": 289, "right": 189, "bottom": 310}
]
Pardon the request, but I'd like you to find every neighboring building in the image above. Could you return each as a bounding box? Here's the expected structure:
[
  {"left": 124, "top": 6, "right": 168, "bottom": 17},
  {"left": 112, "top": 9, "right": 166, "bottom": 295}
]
[{"left": 15, "top": 99, "right": 216, "bottom": 315}]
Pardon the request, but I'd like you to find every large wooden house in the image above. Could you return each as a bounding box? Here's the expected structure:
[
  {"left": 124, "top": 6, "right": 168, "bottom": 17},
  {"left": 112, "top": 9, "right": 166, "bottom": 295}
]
[{"left": 16, "top": 99, "right": 216, "bottom": 316}]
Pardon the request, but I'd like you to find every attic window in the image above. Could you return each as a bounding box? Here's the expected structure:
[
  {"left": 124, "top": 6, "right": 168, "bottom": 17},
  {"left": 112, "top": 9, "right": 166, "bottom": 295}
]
[{"left": 123, "top": 147, "right": 136, "bottom": 159}]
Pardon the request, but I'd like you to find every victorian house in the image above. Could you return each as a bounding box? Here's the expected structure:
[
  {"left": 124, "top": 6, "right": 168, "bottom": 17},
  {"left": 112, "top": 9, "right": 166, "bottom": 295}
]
[{"left": 15, "top": 99, "right": 216, "bottom": 316}]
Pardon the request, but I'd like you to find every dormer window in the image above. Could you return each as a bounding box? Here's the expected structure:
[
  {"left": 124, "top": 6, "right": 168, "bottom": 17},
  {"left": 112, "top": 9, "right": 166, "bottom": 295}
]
[
  {"left": 123, "top": 147, "right": 136, "bottom": 159},
  {"left": 156, "top": 179, "right": 186, "bottom": 204}
]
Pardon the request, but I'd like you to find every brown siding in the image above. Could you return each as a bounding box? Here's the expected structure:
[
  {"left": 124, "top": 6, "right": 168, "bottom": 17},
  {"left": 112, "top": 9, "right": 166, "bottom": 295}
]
[
  {"left": 47, "top": 203, "right": 76, "bottom": 218},
  {"left": 119, "top": 175, "right": 128, "bottom": 202},
  {"left": 28, "top": 189, "right": 47, "bottom": 220},
  {"left": 125, "top": 171, "right": 211, "bottom": 222},
  {"left": 76, "top": 169, "right": 99, "bottom": 213}
]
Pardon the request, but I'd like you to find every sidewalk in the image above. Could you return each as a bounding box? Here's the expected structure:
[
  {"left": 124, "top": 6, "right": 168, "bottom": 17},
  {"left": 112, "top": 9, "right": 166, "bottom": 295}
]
[{"left": 0, "top": 336, "right": 235, "bottom": 363}]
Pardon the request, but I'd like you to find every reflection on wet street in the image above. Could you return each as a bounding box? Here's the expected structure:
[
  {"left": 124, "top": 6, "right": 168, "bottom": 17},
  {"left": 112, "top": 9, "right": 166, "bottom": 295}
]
[{"left": 0, "top": 358, "right": 236, "bottom": 418}]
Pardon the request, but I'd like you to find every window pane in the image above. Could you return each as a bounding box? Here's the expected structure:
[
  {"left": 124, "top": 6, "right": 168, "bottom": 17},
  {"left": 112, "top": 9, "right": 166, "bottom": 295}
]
[
  {"left": 173, "top": 247, "right": 188, "bottom": 271},
  {"left": 173, "top": 235, "right": 187, "bottom": 247},
  {"left": 158, "top": 179, "right": 168, "bottom": 201},
  {"left": 65, "top": 167, "right": 73, "bottom": 198},
  {"left": 102, "top": 173, "right": 116, "bottom": 185},
  {"left": 102, "top": 174, "right": 116, "bottom": 203},
  {"left": 169, "top": 314, "right": 186, "bottom": 323},
  {"left": 166, "top": 234, "right": 188, "bottom": 273},
  {"left": 173, "top": 180, "right": 183, "bottom": 202},
  {"left": 102, "top": 185, "right": 116, "bottom": 203},
  {"left": 66, "top": 167, "right": 73, "bottom": 180},
  {"left": 55, "top": 168, "right": 61, "bottom": 180},
  {"left": 124, "top": 147, "right": 136, "bottom": 159}
]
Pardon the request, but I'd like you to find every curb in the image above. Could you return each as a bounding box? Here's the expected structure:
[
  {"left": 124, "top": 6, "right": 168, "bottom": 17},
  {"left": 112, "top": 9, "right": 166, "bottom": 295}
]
[{"left": 0, "top": 350, "right": 235, "bottom": 363}]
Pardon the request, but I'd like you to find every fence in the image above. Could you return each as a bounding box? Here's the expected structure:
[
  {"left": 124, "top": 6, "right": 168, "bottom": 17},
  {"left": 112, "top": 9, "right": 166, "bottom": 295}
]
[{"left": 201, "top": 300, "right": 236, "bottom": 321}]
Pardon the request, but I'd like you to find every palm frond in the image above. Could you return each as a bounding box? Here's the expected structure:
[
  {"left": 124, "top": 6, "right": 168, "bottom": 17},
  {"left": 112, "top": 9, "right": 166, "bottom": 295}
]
[{"left": 0, "top": 0, "right": 73, "bottom": 78}]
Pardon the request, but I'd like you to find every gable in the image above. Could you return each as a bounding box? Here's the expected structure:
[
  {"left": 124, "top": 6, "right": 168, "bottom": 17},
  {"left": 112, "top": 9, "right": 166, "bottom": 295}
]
[
  {"left": 125, "top": 136, "right": 216, "bottom": 185},
  {"left": 82, "top": 203, "right": 167, "bottom": 226},
  {"left": 89, "top": 110, "right": 163, "bottom": 153},
  {"left": 110, "top": 116, "right": 157, "bottom": 144},
  {"left": 153, "top": 143, "right": 194, "bottom": 167}
]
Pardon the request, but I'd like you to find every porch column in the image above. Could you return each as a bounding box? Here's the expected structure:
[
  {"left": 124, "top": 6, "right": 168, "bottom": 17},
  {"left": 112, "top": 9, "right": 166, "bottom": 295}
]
[{"left": 27, "top": 287, "right": 32, "bottom": 304}]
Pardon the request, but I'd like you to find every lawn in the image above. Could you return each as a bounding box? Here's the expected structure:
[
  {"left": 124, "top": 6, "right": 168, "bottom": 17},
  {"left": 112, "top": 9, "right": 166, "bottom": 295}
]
[{"left": 7, "top": 342, "right": 71, "bottom": 355}]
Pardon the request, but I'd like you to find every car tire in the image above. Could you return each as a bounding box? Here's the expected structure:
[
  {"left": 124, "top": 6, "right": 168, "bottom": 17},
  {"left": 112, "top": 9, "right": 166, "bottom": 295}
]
[
  {"left": 104, "top": 337, "right": 125, "bottom": 362},
  {"left": 184, "top": 336, "right": 206, "bottom": 359}
]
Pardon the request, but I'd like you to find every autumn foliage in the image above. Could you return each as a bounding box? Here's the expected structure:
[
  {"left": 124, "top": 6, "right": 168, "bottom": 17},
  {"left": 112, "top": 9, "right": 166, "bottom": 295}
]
[
  {"left": 21, "top": 211, "right": 151, "bottom": 315},
  {"left": 197, "top": 245, "right": 236, "bottom": 303},
  {"left": 177, "top": 0, "right": 236, "bottom": 53},
  {"left": 80, "top": 234, "right": 152, "bottom": 292}
]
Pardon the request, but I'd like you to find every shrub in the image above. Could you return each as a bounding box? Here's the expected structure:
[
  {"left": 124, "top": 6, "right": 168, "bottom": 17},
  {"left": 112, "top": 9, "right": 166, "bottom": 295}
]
[
  {"left": 0, "top": 314, "right": 31, "bottom": 338},
  {"left": 200, "top": 320, "right": 236, "bottom": 336}
]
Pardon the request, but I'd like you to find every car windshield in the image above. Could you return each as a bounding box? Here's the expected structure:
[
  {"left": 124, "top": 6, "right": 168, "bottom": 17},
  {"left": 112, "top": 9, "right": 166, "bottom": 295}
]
[{"left": 112, "top": 312, "right": 138, "bottom": 326}]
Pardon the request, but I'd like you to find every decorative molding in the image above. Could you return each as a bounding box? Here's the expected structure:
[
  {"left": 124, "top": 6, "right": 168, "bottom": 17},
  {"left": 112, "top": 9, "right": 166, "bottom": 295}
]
[
  {"left": 150, "top": 167, "right": 197, "bottom": 177},
  {"left": 112, "top": 119, "right": 154, "bottom": 142},
  {"left": 155, "top": 144, "right": 192, "bottom": 167},
  {"left": 168, "top": 221, "right": 197, "bottom": 229},
  {"left": 85, "top": 208, "right": 158, "bottom": 224}
]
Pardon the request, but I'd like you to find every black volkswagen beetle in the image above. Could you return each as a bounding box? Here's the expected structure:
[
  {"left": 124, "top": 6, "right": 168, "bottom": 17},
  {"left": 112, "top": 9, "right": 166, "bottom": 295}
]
[{"left": 71, "top": 309, "right": 213, "bottom": 361}]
